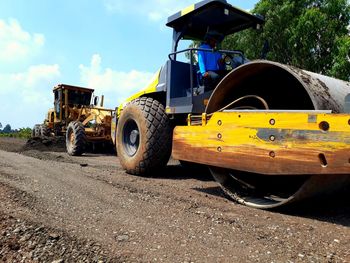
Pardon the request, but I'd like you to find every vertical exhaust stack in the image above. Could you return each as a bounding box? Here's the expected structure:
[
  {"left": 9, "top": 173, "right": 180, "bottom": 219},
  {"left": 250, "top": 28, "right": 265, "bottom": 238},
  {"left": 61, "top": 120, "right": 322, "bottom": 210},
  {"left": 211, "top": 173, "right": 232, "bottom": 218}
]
[
  {"left": 100, "top": 95, "right": 105, "bottom": 108},
  {"left": 206, "top": 61, "right": 350, "bottom": 209},
  {"left": 345, "top": 94, "right": 350, "bottom": 113}
]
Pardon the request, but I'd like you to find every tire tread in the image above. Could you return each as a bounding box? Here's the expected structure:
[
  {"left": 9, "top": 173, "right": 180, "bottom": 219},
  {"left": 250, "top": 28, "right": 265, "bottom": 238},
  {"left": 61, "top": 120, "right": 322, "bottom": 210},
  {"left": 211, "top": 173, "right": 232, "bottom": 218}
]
[
  {"left": 119, "top": 97, "right": 172, "bottom": 175},
  {"left": 66, "top": 121, "right": 87, "bottom": 156}
]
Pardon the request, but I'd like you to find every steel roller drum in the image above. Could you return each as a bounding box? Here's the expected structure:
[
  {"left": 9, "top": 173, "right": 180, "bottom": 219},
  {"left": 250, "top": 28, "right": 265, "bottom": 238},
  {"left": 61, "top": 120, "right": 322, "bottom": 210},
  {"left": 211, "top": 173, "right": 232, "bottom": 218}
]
[{"left": 206, "top": 60, "right": 350, "bottom": 209}]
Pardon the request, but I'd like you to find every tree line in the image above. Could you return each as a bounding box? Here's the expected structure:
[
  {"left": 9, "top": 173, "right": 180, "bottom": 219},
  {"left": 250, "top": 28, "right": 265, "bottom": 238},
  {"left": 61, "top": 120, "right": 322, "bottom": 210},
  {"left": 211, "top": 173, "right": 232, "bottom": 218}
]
[
  {"left": 222, "top": 0, "right": 350, "bottom": 81},
  {"left": 0, "top": 122, "right": 32, "bottom": 138}
]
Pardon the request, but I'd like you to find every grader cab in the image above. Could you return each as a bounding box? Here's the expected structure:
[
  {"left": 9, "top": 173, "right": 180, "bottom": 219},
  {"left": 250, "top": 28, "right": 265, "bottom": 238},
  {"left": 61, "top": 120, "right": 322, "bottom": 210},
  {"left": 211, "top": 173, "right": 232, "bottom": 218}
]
[
  {"left": 114, "top": 0, "right": 350, "bottom": 209},
  {"left": 33, "top": 84, "right": 114, "bottom": 156}
]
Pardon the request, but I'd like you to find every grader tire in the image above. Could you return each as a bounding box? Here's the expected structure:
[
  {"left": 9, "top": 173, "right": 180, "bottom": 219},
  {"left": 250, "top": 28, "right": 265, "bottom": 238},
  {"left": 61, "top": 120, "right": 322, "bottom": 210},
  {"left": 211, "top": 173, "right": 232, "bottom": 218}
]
[
  {"left": 32, "top": 125, "right": 41, "bottom": 137},
  {"left": 40, "top": 124, "right": 50, "bottom": 137},
  {"left": 116, "top": 97, "right": 172, "bottom": 175},
  {"left": 66, "top": 121, "right": 87, "bottom": 156}
]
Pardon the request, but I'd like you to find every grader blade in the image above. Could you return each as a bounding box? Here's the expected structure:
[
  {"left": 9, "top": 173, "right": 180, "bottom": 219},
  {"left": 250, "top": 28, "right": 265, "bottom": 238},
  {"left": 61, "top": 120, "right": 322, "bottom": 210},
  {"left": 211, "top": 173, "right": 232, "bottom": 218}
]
[{"left": 173, "top": 61, "right": 350, "bottom": 208}]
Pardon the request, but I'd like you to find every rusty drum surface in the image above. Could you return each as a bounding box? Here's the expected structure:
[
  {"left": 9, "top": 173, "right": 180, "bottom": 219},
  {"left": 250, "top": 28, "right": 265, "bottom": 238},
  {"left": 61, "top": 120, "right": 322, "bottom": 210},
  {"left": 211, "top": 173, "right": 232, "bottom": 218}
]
[{"left": 206, "top": 60, "right": 350, "bottom": 114}]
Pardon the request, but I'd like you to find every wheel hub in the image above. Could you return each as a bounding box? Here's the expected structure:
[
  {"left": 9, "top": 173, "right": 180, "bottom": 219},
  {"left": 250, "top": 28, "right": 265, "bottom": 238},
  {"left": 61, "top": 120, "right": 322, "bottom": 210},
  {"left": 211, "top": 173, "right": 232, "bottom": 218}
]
[
  {"left": 123, "top": 119, "right": 140, "bottom": 157},
  {"left": 70, "top": 131, "right": 75, "bottom": 144},
  {"left": 130, "top": 130, "right": 139, "bottom": 144}
]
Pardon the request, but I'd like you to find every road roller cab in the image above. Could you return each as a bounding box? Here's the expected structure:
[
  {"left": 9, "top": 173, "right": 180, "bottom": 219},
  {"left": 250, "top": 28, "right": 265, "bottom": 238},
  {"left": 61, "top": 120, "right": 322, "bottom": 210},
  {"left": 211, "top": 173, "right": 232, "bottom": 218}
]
[
  {"left": 165, "top": 0, "right": 264, "bottom": 115},
  {"left": 119, "top": 0, "right": 264, "bottom": 116}
]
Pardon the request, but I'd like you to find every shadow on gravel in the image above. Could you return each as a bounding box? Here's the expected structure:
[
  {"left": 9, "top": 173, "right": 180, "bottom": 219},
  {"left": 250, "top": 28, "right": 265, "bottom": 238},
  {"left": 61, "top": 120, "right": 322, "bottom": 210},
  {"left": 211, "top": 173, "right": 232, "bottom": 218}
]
[
  {"left": 83, "top": 153, "right": 117, "bottom": 157},
  {"left": 275, "top": 191, "right": 350, "bottom": 227},
  {"left": 181, "top": 167, "right": 350, "bottom": 227},
  {"left": 195, "top": 187, "right": 350, "bottom": 227},
  {"left": 192, "top": 186, "right": 228, "bottom": 198},
  {"left": 150, "top": 164, "right": 214, "bottom": 182}
]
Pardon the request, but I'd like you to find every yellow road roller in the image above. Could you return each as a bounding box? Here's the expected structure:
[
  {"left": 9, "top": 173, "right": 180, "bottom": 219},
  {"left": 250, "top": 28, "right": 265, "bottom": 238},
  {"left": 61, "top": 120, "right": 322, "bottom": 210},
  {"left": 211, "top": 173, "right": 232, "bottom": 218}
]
[{"left": 113, "top": 0, "right": 350, "bottom": 209}]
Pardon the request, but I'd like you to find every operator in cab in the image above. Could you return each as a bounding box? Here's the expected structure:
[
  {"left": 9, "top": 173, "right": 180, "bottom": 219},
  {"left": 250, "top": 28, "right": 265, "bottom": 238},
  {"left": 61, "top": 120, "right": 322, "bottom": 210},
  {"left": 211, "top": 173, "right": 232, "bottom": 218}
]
[
  {"left": 198, "top": 30, "right": 249, "bottom": 91},
  {"left": 198, "top": 30, "right": 226, "bottom": 90}
]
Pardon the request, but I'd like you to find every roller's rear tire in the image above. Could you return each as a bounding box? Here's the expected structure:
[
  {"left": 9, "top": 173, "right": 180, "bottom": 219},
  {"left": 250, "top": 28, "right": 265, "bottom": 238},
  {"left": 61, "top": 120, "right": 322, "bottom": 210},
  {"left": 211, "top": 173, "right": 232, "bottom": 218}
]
[
  {"left": 116, "top": 97, "right": 172, "bottom": 175},
  {"left": 66, "top": 121, "right": 87, "bottom": 156}
]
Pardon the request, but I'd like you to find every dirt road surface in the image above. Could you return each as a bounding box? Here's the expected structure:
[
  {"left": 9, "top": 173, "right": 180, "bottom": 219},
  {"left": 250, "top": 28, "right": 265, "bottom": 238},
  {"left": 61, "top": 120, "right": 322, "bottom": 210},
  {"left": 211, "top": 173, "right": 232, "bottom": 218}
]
[{"left": 0, "top": 137, "right": 350, "bottom": 262}]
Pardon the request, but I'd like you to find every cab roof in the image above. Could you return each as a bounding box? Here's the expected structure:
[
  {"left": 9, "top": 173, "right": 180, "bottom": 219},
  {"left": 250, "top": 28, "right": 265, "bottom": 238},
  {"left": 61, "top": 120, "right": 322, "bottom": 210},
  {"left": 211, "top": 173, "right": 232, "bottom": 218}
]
[
  {"left": 53, "top": 84, "right": 94, "bottom": 93},
  {"left": 166, "top": 0, "right": 264, "bottom": 40}
]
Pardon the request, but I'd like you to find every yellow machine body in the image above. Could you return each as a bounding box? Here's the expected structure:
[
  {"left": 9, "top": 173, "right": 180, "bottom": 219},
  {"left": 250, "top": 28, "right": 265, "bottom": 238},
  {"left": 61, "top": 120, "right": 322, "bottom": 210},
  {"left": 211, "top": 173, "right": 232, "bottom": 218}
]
[
  {"left": 45, "top": 109, "right": 55, "bottom": 130},
  {"left": 117, "top": 70, "right": 161, "bottom": 116},
  {"left": 173, "top": 111, "right": 350, "bottom": 175}
]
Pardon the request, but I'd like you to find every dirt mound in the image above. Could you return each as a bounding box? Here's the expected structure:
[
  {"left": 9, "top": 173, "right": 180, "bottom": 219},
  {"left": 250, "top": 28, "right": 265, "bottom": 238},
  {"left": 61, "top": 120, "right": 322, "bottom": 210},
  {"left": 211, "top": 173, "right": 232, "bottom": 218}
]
[
  {"left": 0, "top": 136, "right": 115, "bottom": 156},
  {"left": 0, "top": 137, "right": 27, "bottom": 152},
  {"left": 24, "top": 137, "right": 66, "bottom": 152}
]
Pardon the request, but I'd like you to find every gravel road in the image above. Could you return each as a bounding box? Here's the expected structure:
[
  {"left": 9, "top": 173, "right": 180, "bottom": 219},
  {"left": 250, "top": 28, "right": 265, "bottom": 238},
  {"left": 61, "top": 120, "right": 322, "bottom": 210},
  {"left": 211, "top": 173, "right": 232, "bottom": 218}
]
[{"left": 0, "top": 137, "right": 350, "bottom": 262}]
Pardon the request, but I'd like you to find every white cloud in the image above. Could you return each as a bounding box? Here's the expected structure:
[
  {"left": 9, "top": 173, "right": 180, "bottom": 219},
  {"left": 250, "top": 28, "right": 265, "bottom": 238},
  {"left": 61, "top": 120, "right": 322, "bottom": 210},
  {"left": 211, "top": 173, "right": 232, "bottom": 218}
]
[
  {"left": 79, "top": 54, "right": 154, "bottom": 107},
  {"left": 0, "top": 65, "right": 61, "bottom": 128},
  {"left": 104, "top": 0, "right": 194, "bottom": 22},
  {"left": 0, "top": 18, "right": 45, "bottom": 63},
  {"left": 0, "top": 18, "right": 61, "bottom": 129}
]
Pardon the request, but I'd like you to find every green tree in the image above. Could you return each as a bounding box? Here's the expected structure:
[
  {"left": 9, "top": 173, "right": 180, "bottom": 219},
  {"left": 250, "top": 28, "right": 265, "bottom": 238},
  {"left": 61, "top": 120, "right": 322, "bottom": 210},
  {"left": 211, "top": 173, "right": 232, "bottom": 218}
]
[
  {"left": 17, "top": 128, "right": 32, "bottom": 138},
  {"left": 328, "top": 35, "right": 350, "bottom": 80},
  {"left": 2, "top": 124, "right": 12, "bottom": 134},
  {"left": 222, "top": 0, "right": 350, "bottom": 80}
]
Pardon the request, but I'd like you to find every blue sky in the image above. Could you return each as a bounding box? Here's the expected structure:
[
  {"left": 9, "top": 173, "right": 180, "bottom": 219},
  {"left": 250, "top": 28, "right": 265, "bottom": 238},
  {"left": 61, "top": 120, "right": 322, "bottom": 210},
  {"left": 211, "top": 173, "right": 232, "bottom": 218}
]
[{"left": 0, "top": 0, "right": 259, "bottom": 129}]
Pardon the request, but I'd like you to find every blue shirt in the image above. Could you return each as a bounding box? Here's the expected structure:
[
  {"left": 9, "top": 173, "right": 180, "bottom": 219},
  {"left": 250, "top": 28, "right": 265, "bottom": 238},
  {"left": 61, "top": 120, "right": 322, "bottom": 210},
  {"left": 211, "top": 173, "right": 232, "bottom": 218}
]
[{"left": 198, "top": 43, "right": 223, "bottom": 75}]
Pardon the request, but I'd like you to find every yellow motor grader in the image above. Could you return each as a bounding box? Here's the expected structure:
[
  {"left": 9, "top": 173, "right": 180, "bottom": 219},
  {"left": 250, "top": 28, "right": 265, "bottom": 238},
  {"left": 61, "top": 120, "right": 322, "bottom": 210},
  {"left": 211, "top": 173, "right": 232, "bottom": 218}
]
[
  {"left": 112, "top": 0, "right": 350, "bottom": 209},
  {"left": 33, "top": 84, "right": 114, "bottom": 156}
]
